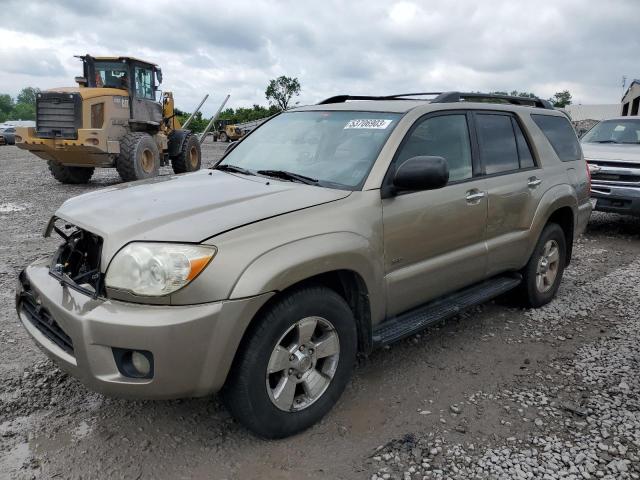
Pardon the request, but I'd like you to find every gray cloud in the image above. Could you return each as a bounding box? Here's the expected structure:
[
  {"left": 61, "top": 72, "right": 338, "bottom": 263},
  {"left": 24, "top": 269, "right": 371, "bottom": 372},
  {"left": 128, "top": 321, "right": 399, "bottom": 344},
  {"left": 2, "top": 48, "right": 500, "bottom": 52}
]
[{"left": 1, "top": 0, "right": 638, "bottom": 112}]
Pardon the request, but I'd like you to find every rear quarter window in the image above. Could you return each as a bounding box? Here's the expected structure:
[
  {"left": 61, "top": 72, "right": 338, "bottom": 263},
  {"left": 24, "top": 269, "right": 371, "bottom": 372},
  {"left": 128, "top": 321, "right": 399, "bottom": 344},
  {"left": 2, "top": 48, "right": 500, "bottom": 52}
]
[{"left": 531, "top": 114, "right": 582, "bottom": 162}]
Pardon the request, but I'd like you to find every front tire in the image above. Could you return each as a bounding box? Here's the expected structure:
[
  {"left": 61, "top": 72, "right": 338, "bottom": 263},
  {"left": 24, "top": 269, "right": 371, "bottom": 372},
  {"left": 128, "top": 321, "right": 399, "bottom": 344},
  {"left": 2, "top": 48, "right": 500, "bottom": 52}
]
[
  {"left": 116, "top": 133, "right": 160, "bottom": 182},
  {"left": 47, "top": 161, "right": 94, "bottom": 184},
  {"left": 171, "top": 133, "right": 201, "bottom": 174},
  {"left": 223, "top": 286, "right": 357, "bottom": 438},
  {"left": 518, "top": 223, "right": 567, "bottom": 308}
]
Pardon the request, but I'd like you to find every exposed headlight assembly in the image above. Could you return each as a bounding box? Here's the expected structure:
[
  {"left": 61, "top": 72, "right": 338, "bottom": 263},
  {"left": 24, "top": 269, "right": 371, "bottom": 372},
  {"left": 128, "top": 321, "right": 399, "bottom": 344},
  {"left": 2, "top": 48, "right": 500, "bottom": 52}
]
[{"left": 105, "top": 243, "right": 216, "bottom": 296}]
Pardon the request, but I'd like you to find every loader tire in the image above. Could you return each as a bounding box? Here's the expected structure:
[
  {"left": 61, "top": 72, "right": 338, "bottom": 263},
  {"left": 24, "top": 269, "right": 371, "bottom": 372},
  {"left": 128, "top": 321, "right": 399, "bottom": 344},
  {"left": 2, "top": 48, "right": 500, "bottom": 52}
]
[
  {"left": 47, "top": 161, "right": 94, "bottom": 184},
  {"left": 171, "top": 133, "right": 201, "bottom": 174},
  {"left": 116, "top": 133, "right": 160, "bottom": 182}
]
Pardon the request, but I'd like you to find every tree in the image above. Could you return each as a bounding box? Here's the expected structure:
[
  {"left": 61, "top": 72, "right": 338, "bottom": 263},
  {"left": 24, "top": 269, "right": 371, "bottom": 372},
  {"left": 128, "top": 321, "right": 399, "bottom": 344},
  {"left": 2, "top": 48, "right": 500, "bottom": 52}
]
[
  {"left": 549, "top": 90, "right": 572, "bottom": 108},
  {"left": 16, "top": 87, "right": 40, "bottom": 106},
  {"left": 265, "top": 76, "right": 301, "bottom": 111},
  {"left": 0, "top": 94, "right": 14, "bottom": 122},
  {"left": 11, "top": 102, "right": 35, "bottom": 120}
]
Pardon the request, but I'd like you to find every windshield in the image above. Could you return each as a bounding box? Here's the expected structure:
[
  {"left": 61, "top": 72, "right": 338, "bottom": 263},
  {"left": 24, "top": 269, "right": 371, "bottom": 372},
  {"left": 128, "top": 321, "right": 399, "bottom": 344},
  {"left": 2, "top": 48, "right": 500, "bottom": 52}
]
[
  {"left": 582, "top": 119, "right": 640, "bottom": 144},
  {"left": 217, "top": 111, "right": 402, "bottom": 189},
  {"left": 93, "top": 61, "right": 129, "bottom": 90}
]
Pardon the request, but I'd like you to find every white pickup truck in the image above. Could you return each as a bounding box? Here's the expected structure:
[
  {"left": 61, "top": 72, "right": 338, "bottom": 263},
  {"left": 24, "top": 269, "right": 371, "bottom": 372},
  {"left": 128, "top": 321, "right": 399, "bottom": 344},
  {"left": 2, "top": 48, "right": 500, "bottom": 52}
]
[{"left": 582, "top": 117, "right": 640, "bottom": 216}]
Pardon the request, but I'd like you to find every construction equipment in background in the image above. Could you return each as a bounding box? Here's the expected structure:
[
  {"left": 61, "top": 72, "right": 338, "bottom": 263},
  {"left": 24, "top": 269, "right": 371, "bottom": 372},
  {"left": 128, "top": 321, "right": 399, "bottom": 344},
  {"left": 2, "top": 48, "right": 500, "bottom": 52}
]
[
  {"left": 15, "top": 55, "right": 227, "bottom": 184},
  {"left": 212, "top": 117, "right": 269, "bottom": 142}
]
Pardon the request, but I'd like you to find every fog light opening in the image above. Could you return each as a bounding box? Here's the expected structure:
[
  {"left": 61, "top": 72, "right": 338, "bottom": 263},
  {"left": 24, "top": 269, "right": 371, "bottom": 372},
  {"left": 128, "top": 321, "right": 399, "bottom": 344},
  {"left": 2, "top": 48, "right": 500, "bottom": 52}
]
[{"left": 112, "top": 348, "right": 154, "bottom": 379}]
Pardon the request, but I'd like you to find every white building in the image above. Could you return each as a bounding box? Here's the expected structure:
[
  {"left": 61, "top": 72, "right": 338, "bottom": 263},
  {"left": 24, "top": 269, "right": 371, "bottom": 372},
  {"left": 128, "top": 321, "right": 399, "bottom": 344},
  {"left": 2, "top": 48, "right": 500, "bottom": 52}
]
[
  {"left": 621, "top": 79, "right": 640, "bottom": 116},
  {"left": 564, "top": 104, "right": 620, "bottom": 121}
]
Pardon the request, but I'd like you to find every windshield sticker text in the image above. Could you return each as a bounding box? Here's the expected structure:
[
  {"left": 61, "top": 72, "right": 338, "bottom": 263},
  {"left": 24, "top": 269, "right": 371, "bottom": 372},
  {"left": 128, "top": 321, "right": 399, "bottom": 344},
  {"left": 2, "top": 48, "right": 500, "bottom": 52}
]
[{"left": 344, "top": 119, "right": 392, "bottom": 130}]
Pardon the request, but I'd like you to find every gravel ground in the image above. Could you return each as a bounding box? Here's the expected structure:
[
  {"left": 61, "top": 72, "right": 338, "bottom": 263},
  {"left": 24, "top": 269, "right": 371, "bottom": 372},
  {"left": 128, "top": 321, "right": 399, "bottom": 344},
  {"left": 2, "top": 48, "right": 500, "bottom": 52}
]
[{"left": 1, "top": 144, "right": 639, "bottom": 479}]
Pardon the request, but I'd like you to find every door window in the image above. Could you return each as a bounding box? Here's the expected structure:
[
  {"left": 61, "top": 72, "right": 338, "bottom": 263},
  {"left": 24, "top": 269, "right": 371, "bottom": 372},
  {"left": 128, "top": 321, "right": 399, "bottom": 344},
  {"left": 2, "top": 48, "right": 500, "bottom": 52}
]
[
  {"left": 134, "top": 67, "right": 155, "bottom": 99},
  {"left": 396, "top": 114, "right": 473, "bottom": 182},
  {"left": 512, "top": 118, "right": 535, "bottom": 168},
  {"left": 476, "top": 114, "right": 519, "bottom": 174}
]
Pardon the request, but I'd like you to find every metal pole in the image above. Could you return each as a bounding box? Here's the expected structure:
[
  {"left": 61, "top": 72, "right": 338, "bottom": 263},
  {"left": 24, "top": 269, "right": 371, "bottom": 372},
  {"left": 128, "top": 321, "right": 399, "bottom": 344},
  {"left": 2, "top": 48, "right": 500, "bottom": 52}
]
[
  {"left": 199, "top": 94, "right": 230, "bottom": 144},
  {"left": 182, "top": 94, "right": 209, "bottom": 130}
]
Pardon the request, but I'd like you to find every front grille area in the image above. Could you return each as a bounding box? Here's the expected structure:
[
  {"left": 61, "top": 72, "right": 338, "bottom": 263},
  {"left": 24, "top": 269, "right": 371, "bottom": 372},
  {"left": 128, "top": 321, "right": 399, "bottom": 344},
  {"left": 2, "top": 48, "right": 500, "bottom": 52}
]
[
  {"left": 18, "top": 272, "right": 74, "bottom": 355},
  {"left": 36, "top": 92, "right": 82, "bottom": 139},
  {"left": 589, "top": 161, "right": 640, "bottom": 186},
  {"left": 49, "top": 220, "right": 104, "bottom": 296}
]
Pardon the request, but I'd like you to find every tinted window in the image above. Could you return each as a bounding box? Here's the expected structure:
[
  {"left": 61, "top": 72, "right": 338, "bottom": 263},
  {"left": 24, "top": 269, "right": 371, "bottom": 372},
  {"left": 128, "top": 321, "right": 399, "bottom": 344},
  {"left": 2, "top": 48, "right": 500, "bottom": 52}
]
[
  {"left": 531, "top": 114, "right": 581, "bottom": 161},
  {"left": 476, "top": 114, "right": 519, "bottom": 174},
  {"left": 396, "top": 114, "right": 473, "bottom": 182},
  {"left": 512, "top": 119, "right": 535, "bottom": 168},
  {"left": 581, "top": 119, "right": 640, "bottom": 145}
]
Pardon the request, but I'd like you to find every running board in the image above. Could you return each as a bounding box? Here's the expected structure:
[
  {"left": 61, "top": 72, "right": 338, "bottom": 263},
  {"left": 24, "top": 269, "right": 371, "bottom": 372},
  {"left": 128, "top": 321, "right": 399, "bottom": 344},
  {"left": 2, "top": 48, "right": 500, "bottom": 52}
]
[{"left": 372, "top": 274, "right": 522, "bottom": 347}]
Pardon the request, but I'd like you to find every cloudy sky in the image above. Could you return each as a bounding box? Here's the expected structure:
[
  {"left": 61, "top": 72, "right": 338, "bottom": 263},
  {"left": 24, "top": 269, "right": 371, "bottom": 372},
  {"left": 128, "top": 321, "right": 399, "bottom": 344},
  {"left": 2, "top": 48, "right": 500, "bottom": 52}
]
[{"left": 0, "top": 0, "right": 638, "bottom": 115}]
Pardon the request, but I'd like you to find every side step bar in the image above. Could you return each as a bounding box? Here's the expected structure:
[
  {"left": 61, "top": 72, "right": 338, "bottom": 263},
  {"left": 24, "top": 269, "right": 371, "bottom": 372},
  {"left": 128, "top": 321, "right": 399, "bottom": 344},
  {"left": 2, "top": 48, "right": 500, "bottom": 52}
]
[{"left": 372, "top": 274, "right": 522, "bottom": 347}]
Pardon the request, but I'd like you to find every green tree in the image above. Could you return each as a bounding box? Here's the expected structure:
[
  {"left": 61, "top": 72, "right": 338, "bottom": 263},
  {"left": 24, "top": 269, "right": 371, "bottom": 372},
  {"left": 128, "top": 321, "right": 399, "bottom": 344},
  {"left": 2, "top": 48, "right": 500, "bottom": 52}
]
[
  {"left": 265, "top": 76, "right": 301, "bottom": 111},
  {"left": 549, "top": 90, "right": 572, "bottom": 108},
  {"left": 0, "top": 94, "right": 14, "bottom": 122},
  {"left": 491, "top": 90, "right": 538, "bottom": 98},
  {"left": 11, "top": 102, "right": 35, "bottom": 120},
  {"left": 16, "top": 87, "right": 40, "bottom": 106}
]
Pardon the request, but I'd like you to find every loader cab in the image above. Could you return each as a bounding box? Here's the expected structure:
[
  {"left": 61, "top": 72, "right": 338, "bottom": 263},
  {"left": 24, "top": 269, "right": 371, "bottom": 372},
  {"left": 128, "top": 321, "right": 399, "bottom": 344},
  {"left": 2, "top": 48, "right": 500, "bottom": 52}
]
[{"left": 78, "top": 55, "right": 164, "bottom": 129}]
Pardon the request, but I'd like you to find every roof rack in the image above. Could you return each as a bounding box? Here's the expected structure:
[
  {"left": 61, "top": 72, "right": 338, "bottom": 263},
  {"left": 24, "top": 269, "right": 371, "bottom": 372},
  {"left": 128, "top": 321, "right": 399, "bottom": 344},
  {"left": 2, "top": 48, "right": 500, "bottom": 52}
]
[{"left": 318, "top": 91, "right": 554, "bottom": 110}]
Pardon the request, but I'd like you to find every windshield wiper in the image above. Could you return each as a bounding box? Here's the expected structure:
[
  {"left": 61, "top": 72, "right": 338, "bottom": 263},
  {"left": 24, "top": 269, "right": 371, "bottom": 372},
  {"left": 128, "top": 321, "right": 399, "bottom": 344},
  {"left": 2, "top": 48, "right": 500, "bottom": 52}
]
[
  {"left": 257, "top": 169, "right": 318, "bottom": 185},
  {"left": 215, "top": 164, "right": 256, "bottom": 176},
  {"left": 593, "top": 140, "right": 618, "bottom": 144}
]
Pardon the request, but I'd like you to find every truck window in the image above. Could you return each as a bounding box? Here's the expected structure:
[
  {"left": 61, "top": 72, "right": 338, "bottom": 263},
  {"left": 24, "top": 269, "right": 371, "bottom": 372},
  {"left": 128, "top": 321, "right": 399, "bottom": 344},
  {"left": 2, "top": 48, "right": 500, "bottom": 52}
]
[
  {"left": 531, "top": 114, "right": 581, "bottom": 162},
  {"left": 476, "top": 114, "right": 519, "bottom": 175},
  {"left": 134, "top": 67, "right": 155, "bottom": 100},
  {"left": 396, "top": 114, "right": 473, "bottom": 182}
]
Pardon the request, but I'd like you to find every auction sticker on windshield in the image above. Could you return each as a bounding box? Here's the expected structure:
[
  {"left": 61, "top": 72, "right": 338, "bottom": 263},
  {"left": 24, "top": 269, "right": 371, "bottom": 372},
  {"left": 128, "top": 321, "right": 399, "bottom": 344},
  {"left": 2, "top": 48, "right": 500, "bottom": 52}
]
[{"left": 344, "top": 119, "right": 393, "bottom": 129}]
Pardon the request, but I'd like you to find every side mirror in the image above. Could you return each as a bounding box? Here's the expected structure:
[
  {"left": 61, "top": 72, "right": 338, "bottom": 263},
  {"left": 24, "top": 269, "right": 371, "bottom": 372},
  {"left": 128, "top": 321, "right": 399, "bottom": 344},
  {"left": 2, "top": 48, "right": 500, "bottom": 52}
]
[
  {"left": 393, "top": 156, "right": 449, "bottom": 192},
  {"left": 75, "top": 76, "right": 88, "bottom": 86},
  {"left": 156, "top": 68, "right": 163, "bottom": 84}
]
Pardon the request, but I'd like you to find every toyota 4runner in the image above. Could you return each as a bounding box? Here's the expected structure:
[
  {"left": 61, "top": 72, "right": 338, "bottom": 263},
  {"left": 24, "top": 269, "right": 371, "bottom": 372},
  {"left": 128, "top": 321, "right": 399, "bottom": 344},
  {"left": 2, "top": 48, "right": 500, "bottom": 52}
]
[{"left": 16, "top": 92, "right": 592, "bottom": 438}]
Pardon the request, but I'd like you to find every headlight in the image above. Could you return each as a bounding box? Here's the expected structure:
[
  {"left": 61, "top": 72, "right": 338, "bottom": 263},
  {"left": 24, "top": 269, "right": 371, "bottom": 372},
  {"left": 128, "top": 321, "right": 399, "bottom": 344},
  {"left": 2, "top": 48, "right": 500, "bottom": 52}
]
[{"left": 105, "top": 243, "right": 216, "bottom": 296}]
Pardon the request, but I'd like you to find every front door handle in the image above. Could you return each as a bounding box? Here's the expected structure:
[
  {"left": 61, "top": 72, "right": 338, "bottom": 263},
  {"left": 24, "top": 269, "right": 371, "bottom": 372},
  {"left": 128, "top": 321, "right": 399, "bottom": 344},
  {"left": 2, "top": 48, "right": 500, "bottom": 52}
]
[
  {"left": 465, "top": 190, "right": 486, "bottom": 203},
  {"left": 528, "top": 177, "right": 542, "bottom": 188}
]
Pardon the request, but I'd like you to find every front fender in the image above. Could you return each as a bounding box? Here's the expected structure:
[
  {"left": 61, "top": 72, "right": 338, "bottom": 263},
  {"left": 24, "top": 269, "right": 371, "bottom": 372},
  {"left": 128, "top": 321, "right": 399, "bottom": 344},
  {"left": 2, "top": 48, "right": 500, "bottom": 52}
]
[{"left": 229, "top": 232, "right": 385, "bottom": 324}]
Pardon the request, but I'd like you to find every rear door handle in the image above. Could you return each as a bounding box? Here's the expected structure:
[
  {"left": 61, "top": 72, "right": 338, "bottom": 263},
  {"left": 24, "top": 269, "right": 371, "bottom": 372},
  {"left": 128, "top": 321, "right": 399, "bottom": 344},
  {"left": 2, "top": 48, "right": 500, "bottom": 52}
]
[
  {"left": 528, "top": 177, "right": 542, "bottom": 188},
  {"left": 465, "top": 190, "right": 486, "bottom": 203}
]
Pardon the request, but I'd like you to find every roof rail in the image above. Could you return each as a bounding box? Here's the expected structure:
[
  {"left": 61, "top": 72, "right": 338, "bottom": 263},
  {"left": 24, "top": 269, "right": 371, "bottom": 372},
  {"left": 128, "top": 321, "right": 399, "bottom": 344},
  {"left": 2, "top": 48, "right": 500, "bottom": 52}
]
[
  {"left": 318, "top": 91, "right": 554, "bottom": 110},
  {"left": 431, "top": 92, "right": 554, "bottom": 109}
]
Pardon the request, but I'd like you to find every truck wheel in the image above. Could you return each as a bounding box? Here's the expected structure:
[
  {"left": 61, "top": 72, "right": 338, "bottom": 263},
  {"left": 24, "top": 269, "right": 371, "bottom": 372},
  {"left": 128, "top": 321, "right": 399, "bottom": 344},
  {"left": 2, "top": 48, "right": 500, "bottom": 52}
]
[
  {"left": 219, "top": 132, "right": 229, "bottom": 142},
  {"left": 47, "top": 161, "right": 94, "bottom": 184},
  {"left": 223, "top": 286, "right": 357, "bottom": 439},
  {"left": 171, "top": 133, "right": 201, "bottom": 174},
  {"left": 116, "top": 133, "right": 159, "bottom": 182},
  {"left": 517, "top": 223, "right": 567, "bottom": 308}
]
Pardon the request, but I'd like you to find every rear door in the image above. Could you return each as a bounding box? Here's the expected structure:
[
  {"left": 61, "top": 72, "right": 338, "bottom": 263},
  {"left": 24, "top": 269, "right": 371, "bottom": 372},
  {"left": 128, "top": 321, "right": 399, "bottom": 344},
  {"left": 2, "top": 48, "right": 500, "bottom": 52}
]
[
  {"left": 382, "top": 111, "right": 488, "bottom": 316},
  {"left": 473, "top": 111, "right": 544, "bottom": 275}
]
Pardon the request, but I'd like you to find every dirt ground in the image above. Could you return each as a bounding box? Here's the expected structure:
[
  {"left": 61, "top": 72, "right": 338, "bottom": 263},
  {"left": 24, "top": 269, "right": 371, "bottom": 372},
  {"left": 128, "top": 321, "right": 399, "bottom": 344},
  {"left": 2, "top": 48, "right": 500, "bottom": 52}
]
[{"left": 1, "top": 143, "right": 639, "bottom": 479}]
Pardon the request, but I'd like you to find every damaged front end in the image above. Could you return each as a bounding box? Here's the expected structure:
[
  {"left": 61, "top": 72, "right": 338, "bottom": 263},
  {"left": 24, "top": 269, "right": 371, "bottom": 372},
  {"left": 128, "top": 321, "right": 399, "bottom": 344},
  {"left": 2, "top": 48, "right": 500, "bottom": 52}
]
[{"left": 45, "top": 217, "right": 105, "bottom": 298}]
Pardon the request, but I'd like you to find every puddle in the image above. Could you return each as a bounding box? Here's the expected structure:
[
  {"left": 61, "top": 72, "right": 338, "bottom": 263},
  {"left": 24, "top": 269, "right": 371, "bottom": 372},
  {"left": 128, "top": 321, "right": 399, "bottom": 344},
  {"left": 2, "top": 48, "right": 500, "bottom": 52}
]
[{"left": 0, "top": 202, "right": 29, "bottom": 213}]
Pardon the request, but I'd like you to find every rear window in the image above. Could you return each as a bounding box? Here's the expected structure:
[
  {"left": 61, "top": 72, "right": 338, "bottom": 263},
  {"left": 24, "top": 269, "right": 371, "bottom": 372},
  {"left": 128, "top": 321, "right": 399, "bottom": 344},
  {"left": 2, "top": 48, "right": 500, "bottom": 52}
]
[{"left": 531, "top": 114, "right": 581, "bottom": 162}]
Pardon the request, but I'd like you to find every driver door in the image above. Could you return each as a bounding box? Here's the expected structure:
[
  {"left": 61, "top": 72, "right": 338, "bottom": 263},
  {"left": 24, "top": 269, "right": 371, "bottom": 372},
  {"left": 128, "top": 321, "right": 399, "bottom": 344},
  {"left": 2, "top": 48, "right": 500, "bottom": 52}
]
[{"left": 382, "top": 111, "right": 488, "bottom": 316}]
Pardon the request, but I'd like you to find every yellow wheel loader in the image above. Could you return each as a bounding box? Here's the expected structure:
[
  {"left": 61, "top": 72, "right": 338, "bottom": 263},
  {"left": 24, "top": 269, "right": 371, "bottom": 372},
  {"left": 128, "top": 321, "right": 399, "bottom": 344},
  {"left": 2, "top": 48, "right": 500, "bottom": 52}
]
[{"left": 15, "top": 55, "right": 203, "bottom": 184}]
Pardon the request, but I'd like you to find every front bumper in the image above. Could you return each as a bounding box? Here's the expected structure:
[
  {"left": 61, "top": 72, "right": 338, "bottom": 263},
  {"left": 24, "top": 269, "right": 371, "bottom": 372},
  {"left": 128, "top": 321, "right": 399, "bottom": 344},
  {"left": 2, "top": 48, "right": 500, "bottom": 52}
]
[
  {"left": 16, "top": 258, "right": 272, "bottom": 399},
  {"left": 591, "top": 184, "right": 640, "bottom": 217}
]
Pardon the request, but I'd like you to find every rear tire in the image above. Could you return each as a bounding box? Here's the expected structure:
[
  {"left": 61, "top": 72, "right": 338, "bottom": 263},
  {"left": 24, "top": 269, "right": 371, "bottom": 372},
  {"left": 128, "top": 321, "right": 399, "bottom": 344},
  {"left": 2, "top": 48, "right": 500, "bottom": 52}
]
[
  {"left": 517, "top": 223, "right": 567, "bottom": 308},
  {"left": 219, "top": 132, "right": 229, "bottom": 142},
  {"left": 171, "top": 133, "right": 201, "bottom": 174},
  {"left": 47, "top": 161, "right": 94, "bottom": 184},
  {"left": 116, "top": 133, "right": 159, "bottom": 182},
  {"left": 222, "top": 286, "right": 357, "bottom": 439}
]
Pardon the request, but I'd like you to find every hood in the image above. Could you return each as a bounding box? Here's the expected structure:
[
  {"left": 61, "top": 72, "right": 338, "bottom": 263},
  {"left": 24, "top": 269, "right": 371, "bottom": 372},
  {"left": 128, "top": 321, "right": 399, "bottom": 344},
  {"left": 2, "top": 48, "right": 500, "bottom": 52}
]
[
  {"left": 54, "top": 170, "right": 351, "bottom": 263},
  {"left": 581, "top": 142, "right": 640, "bottom": 164}
]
